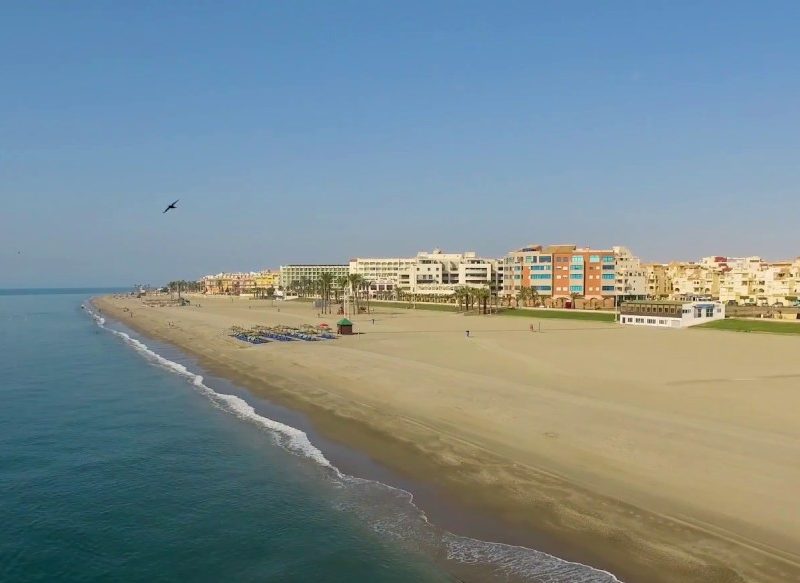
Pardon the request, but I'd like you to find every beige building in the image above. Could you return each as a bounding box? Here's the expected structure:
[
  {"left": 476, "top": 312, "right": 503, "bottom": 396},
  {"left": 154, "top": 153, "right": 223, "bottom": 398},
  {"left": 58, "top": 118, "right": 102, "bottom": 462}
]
[
  {"left": 644, "top": 255, "right": 799, "bottom": 306},
  {"left": 667, "top": 258, "right": 724, "bottom": 300},
  {"left": 613, "top": 246, "right": 648, "bottom": 300},
  {"left": 279, "top": 264, "right": 349, "bottom": 290},
  {"left": 644, "top": 263, "right": 672, "bottom": 299},
  {"left": 350, "top": 249, "right": 500, "bottom": 298},
  {"left": 348, "top": 256, "right": 418, "bottom": 298},
  {"left": 718, "top": 257, "right": 800, "bottom": 306}
]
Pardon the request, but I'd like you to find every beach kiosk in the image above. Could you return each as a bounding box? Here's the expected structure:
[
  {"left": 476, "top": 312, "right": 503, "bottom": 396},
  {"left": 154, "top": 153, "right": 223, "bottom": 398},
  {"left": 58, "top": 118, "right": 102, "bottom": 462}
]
[{"left": 336, "top": 318, "right": 354, "bottom": 335}]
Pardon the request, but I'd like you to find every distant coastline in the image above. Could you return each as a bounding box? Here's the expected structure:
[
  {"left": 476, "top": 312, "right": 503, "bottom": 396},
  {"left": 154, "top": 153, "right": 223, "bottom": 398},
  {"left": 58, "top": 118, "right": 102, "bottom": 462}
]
[{"left": 0, "top": 287, "right": 129, "bottom": 296}]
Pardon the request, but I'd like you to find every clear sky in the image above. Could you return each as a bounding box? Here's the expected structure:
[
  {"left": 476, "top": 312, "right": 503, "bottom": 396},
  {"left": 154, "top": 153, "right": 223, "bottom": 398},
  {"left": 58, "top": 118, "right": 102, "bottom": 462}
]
[{"left": 2, "top": 1, "right": 799, "bottom": 287}]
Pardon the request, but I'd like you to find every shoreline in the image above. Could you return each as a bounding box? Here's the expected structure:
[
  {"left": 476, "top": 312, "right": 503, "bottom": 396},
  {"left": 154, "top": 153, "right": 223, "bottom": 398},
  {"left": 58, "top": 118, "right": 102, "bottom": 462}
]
[
  {"left": 93, "top": 294, "right": 800, "bottom": 583},
  {"left": 88, "top": 302, "right": 619, "bottom": 583}
]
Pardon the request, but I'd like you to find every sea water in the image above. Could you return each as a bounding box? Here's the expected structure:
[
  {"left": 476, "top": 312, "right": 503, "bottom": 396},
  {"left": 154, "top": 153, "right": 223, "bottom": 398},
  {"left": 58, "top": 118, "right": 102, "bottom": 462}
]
[{"left": 0, "top": 290, "right": 621, "bottom": 583}]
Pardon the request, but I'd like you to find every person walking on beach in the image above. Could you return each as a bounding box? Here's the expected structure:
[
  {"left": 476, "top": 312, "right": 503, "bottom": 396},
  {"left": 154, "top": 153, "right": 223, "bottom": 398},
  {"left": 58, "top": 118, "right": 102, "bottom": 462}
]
[{"left": 465, "top": 330, "right": 470, "bottom": 338}]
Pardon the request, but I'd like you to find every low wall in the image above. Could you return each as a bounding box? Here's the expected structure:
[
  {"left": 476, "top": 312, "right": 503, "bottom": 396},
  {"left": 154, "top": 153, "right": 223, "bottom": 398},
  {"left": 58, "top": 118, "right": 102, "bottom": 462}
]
[{"left": 726, "top": 305, "right": 800, "bottom": 319}]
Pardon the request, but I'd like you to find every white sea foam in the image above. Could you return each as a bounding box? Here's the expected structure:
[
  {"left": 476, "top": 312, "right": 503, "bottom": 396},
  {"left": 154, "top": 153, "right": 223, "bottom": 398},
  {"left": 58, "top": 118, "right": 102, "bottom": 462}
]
[
  {"left": 84, "top": 302, "right": 622, "bottom": 583},
  {"left": 85, "top": 304, "right": 334, "bottom": 470}
]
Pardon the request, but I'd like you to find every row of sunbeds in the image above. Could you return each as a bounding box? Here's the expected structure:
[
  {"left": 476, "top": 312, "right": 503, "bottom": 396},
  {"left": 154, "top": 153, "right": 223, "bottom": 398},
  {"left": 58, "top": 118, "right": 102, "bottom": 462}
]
[{"left": 230, "top": 325, "right": 337, "bottom": 344}]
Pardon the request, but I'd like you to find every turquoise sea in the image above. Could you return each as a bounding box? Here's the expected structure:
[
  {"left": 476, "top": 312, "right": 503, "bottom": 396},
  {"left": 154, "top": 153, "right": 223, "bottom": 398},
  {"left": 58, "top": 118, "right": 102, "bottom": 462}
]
[{"left": 0, "top": 289, "right": 620, "bottom": 583}]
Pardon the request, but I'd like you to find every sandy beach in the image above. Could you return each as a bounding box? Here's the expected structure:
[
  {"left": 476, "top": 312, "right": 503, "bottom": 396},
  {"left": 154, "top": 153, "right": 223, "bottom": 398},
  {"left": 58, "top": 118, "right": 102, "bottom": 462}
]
[{"left": 94, "top": 295, "right": 800, "bottom": 583}]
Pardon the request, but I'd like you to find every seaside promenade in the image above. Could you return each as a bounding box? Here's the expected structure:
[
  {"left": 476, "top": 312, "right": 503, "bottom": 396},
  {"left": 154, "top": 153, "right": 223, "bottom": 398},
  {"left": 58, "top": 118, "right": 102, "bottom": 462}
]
[{"left": 95, "top": 294, "right": 800, "bottom": 583}]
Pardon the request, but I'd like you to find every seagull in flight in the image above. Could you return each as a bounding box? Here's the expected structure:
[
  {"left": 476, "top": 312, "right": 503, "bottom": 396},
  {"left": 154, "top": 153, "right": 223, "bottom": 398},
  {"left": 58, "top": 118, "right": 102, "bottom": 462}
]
[{"left": 163, "top": 199, "right": 179, "bottom": 214}]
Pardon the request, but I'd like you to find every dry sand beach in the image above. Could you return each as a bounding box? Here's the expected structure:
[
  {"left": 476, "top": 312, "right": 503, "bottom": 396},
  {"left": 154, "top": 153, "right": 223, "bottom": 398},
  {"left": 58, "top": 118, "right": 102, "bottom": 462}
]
[{"left": 94, "top": 295, "right": 800, "bottom": 583}]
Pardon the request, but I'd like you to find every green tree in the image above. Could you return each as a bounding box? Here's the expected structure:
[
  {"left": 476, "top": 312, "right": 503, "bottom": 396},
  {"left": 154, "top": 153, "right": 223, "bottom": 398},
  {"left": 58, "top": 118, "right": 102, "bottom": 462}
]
[
  {"left": 474, "top": 286, "right": 490, "bottom": 314},
  {"left": 318, "top": 273, "right": 334, "bottom": 314},
  {"left": 515, "top": 287, "right": 529, "bottom": 308},
  {"left": 347, "top": 273, "right": 364, "bottom": 314},
  {"left": 529, "top": 287, "right": 540, "bottom": 307}
]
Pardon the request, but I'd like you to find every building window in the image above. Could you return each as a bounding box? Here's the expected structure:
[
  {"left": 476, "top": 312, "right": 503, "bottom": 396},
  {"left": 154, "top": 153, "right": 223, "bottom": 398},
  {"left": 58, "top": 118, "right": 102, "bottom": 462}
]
[
  {"left": 539, "top": 256, "right": 552, "bottom": 263},
  {"left": 531, "top": 274, "right": 551, "bottom": 280},
  {"left": 602, "top": 286, "right": 615, "bottom": 291},
  {"left": 602, "top": 256, "right": 615, "bottom": 264},
  {"left": 570, "top": 273, "right": 583, "bottom": 280},
  {"left": 602, "top": 273, "right": 615, "bottom": 280},
  {"left": 589, "top": 255, "right": 600, "bottom": 263},
  {"left": 534, "top": 285, "right": 552, "bottom": 291},
  {"left": 570, "top": 264, "right": 584, "bottom": 271},
  {"left": 569, "top": 285, "right": 583, "bottom": 292},
  {"left": 635, "top": 317, "right": 644, "bottom": 323},
  {"left": 647, "top": 318, "right": 656, "bottom": 324},
  {"left": 571, "top": 256, "right": 584, "bottom": 264}
]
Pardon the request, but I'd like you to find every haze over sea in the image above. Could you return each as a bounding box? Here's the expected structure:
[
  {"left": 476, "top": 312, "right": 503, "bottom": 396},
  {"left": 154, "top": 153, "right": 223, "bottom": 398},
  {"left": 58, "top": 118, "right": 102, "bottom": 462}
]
[{"left": 0, "top": 289, "right": 619, "bottom": 583}]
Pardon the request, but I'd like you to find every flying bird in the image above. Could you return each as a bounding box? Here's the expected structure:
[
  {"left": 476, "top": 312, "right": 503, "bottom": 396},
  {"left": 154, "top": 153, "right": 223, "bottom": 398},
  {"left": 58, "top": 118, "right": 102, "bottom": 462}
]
[{"left": 163, "top": 199, "right": 179, "bottom": 214}]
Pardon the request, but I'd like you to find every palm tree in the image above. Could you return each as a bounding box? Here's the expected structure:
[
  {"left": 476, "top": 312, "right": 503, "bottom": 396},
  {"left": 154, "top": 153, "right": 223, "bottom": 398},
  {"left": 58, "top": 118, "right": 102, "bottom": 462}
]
[
  {"left": 361, "top": 279, "right": 373, "bottom": 313},
  {"left": 347, "top": 274, "right": 364, "bottom": 314},
  {"left": 515, "top": 287, "right": 529, "bottom": 308},
  {"left": 528, "top": 287, "right": 540, "bottom": 308},
  {"left": 318, "top": 273, "right": 334, "bottom": 314},
  {"left": 334, "top": 275, "right": 349, "bottom": 303},
  {"left": 474, "top": 286, "right": 490, "bottom": 314},
  {"left": 456, "top": 287, "right": 469, "bottom": 311}
]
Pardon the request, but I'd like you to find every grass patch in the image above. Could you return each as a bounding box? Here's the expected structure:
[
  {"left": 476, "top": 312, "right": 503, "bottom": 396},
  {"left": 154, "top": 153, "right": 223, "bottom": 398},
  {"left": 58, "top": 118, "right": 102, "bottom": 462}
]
[
  {"left": 370, "top": 301, "right": 460, "bottom": 312},
  {"left": 498, "top": 308, "right": 616, "bottom": 322},
  {"left": 696, "top": 318, "right": 800, "bottom": 334}
]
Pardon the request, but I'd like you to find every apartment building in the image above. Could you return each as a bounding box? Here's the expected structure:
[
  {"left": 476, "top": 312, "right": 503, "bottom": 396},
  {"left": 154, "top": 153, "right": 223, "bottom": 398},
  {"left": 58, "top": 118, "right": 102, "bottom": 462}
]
[
  {"left": 644, "top": 263, "right": 672, "bottom": 299},
  {"left": 398, "top": 250, "right": 499, "bottom": 297},
  {"left": 200, "top": 269, "right": 281, "bottom": 295},
  {"left": 502, "top": 245, "right": 554, "bottom": 299},
  {"left": 613, "top": 246, "right": 648, "bottom": 300},
  {"left": 667, "top": 259, "right": 723, "bottom": 300},
  {"left": 718, "top": 257, "right": 800, "bottom": 305},
  {"left": 502, "top": 244, "right": 627, "bottom": 307},
  {"left": 348, "top": 250, "right": 500, "bottom": 298},
  {"left": 648, "top": 256, "right": 799, "bottom": 306},
  {"left": 348, "top": 256, "right": 417, "bottom": 298},
  {"left": 254, "top": 270, "right": 280, "bottom": 289},
  {"left": 279, "top": 264, "right": 349, "bottom": 290}
]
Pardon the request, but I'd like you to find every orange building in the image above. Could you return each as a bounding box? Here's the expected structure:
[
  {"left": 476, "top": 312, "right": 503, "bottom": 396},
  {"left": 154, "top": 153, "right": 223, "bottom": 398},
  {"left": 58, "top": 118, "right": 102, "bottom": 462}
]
[{"left": 503, "top": 244, "right": 619, "bottom": 308}]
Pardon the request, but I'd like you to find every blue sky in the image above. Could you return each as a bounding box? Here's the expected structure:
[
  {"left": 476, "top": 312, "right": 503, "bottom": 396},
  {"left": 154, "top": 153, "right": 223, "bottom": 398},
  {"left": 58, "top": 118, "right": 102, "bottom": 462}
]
[{"left": 2, "top": 1, "right": 799, "bottom": 287}]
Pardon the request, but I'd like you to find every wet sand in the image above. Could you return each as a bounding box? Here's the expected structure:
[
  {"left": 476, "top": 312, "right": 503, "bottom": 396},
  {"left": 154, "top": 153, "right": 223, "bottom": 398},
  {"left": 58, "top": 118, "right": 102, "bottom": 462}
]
[{"left": 94, "top": 294, "right": 800, "bottom": 583}]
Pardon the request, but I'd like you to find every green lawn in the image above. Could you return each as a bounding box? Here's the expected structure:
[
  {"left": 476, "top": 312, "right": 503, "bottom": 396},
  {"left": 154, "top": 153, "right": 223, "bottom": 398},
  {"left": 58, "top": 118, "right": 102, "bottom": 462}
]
[
  {"left": 370, "top": 301, "right": 460, "bottom": 312},
  {"left": 498, "top": 308, "right": 617, "bottom": 322},
  {"left": 696, "top": 318, "right": 800, "bottom": 334}
]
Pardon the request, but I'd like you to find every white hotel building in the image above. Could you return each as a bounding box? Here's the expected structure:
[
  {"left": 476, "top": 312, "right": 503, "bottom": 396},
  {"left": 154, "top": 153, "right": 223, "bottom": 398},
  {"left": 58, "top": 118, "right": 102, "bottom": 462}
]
[{"left": 349, "top": 249, "right": 500, "bottom": 298}]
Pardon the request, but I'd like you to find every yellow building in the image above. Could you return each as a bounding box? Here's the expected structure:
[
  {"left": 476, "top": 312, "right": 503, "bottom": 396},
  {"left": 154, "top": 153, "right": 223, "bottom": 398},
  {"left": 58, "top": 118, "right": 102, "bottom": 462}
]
[
  {"left": 200, "top": 269, "right": 278, "bottom": 295},
  {"left": 254, "top": 270, "right": 280, "bottom": 290}
]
